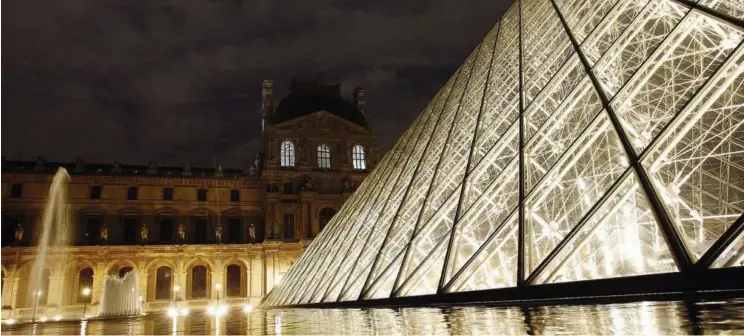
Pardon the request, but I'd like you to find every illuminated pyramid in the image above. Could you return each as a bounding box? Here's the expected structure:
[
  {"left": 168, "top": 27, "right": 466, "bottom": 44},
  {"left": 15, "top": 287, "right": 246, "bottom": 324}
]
[{"left": 264, "top": 0, "right": 744, "bottom": 306}]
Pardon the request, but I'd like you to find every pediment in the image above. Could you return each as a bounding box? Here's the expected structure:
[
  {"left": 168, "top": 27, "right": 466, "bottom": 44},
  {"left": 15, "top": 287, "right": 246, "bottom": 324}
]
[{"left": 272, "top": 111, "right": 370, "bottom": 134}]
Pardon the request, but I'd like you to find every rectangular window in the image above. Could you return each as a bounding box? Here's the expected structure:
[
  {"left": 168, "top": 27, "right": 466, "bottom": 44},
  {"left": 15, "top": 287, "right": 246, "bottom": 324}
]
[
  {"left": 228, "top": 218, "right": 242, "bottom": 243},
  {"left": 9, "top": 184, "right": 22, "bottom": 198},
  {"left": 160, "top": 219, "right": 173, "bottom": 242},
  {"left": 193, "top": 218, "right": 208, "bottom": 244},
  {"left": 163, "top": 187, "right": 173, "bottom": 201},
  {"left": 230, "top": 189, "right": 240, "bottom": 202},
  {"left": 122, "top": 217, "right": 138, "bottom": 244},
  {"left": 283, "top": 214, "right": 294, "bottom": 240},
  {"left": 83, "top": 217, "right": 101, "bottom": 245},
  {"left": 127, "top": 186, "right": 138, "bottom": 200},
  {"left": 283, "top": 183, "right": 293, "bottom": 195},
  {"left": 90, "top": 186, "right": 102, "bottom": 200},
  {"left": 197, "top": 188, "right": 208, "bottom": 202}
]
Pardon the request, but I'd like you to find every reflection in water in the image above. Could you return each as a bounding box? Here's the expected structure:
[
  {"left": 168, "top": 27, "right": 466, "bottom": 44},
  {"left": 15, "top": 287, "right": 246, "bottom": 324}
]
[{"left": 4, "top": 299, "right": 743, "bottom": 335}]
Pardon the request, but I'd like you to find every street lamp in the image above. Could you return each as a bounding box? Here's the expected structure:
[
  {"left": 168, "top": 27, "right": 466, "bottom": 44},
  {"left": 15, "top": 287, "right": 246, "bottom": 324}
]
[
  {"left": 81, "top": 287, "right": 91, "bottom": 319},
  {"left": 31, "top": 290, "right": 42, "bottom": 323},
  {"left": 172, "top": 285, "right": 180, "bottom": 306}
]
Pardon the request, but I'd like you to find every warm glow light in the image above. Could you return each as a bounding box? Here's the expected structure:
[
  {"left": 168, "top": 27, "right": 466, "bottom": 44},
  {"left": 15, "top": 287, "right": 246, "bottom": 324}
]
[
  {"left": 54, "top": 314, "right": 63, "bottom": 321},
  {"left": 218, "top": 305, "right": 228, "bottom": 316},
  {"left": 179, "top": 307, "right": 189, "bottom": 316},
  {"left": 5, "top": 318, "right": 15, "bottom": 325},
  {"left": 167, "top": 307, "right": 178, "bottom": 318},
  {"left": 206, "top": 306, "right": 216, "bottom": 315},
  {"left": 82, "top": 287, "right": 91, "bottom": 296},
  {"left": 215, "top": 283, "right": 222, "bottom": 290},
  {"left": 261, "top": 0, "right": 744, "bottom": 306},
  {"left": 243, "top": 304, "right": 254, "bottom": 313},
  {"left": 173, "top": 285, "right": 180, "bottom": 293},
  {"left": 36, "top": 290, "right": 43, "bottom": 297},
  {"left": 40, "top": 316, "right": 48, "bottom": 322}
]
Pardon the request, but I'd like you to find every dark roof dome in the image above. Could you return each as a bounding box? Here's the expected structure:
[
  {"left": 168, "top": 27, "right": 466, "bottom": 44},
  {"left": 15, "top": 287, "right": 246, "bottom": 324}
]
[{"left": 273, "top": 79, "right": 369, "bottom": 128}]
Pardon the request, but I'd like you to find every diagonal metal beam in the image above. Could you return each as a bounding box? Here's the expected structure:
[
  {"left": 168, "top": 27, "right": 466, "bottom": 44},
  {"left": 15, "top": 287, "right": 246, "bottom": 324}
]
[
  {"left": 695, "top": 213, "right": 744, "bottom": 270},
  {"left": 550, "top": 0, "right": 694, "bottom": 271},
  {"left": 438, "top": 21, "right": 502, "bottom": 294},
  {"left": 517, "top": 0, "right": 527, "bottom": 287},
  {"left": 391, "top": 48, "right": 480, "bottom": 297}
]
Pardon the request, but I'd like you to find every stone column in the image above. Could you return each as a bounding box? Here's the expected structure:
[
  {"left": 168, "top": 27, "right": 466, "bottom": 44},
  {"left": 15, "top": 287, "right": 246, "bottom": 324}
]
[
  {"left": 46, "top": 274, "right": 66, "bottom": 309},
  {"left": 91, "top": 271, "right": 105, "bottom": 307},
  {"left": 265, "top": 196, "right": 278, "bottom": 240}
]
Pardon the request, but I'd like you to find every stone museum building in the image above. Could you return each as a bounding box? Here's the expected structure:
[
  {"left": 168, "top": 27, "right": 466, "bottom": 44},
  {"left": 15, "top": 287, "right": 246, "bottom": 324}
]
[{"left": 0, "top": 79, "right": 379, "bottom": 318}]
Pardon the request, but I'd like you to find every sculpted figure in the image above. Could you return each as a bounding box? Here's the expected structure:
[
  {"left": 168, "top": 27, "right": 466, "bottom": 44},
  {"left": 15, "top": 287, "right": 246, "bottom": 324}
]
[
  {"left": 14, "top": 223, "right": 23, "bottom": 242},
  {"left": 140, "top": 224, "right": 149, "bottom": 242}
]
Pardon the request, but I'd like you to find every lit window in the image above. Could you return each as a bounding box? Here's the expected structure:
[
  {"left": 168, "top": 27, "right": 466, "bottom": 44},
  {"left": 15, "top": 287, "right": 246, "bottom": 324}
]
[
  {"left": 280, "top": 141, "right": 296, "bottom": 167},
  {"left": 352, "top": 145, "right": 366, "bottom": 170},
  {"left": 317, "top": 144, "right": 331, "bottom": 168}
]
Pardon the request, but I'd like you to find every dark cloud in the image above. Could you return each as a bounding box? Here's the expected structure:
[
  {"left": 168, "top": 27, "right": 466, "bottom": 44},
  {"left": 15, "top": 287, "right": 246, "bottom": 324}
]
[{"left": 2, "top": 0, "right": 509, "bottom": 167}]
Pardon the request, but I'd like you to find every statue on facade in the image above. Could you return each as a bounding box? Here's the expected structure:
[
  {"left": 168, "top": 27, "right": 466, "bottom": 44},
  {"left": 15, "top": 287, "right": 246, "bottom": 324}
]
[
  {"left": 14, "top": 223, "right": 24, "bottom": 243},
  {"left": 248, "top": 223, "right": 256, "bottom": 241},
  {"left": 301, "top": 175, "right": 314, "bottom": 191},
  {"left": 342, "top": 178, "right": 352, "bottom": 192},
  {"left": 140, "top": 224, "right": 149, "bottom": 242},
  {"left": 215, "top": 225, "right": 223, "bottom": 243},
  {"left": 178, "top": 222, "right": 186, "bottom": 241},
  {"left": 100, "top": 223, "right": 109, "bottom": 241}
]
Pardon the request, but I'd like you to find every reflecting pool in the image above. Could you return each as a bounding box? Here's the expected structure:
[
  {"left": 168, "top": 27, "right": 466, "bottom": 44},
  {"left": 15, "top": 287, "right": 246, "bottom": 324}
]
[{"left": 3, "top": 299, "right": 744, "bottom": 335}]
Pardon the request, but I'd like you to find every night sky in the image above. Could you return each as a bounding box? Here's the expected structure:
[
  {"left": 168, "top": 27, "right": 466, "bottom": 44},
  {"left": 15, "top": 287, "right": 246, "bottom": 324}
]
[{"left": 3, "top": 1, "right": 510, "bottom": 168}]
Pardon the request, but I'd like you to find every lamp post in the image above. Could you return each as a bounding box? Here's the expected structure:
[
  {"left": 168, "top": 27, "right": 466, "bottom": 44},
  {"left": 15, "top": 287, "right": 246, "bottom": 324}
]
[
  {"left": 31, "top": 290, "right": 42, "bottom": 323},
  {"left": 81, "top": 287, "right": 91, "bottom": 319},
  {"left": 172, "top": 285, "right": 180, "bottom": 308}
]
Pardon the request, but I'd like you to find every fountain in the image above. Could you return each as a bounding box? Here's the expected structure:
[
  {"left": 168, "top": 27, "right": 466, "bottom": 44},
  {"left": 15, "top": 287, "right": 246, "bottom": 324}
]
[
  {"left": 28, "top": 167, "right": 72, "bottom": 321},
  {"left": 99, "top": 271, "right": 140, "bottom": 317}
]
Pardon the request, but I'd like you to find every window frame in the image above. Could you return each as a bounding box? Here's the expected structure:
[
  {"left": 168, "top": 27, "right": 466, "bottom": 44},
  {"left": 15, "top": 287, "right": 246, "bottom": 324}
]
[
  {"left": 280, "top": 140, "right": 296, "bottom": 167},
  {"left": 352, "top": 145, "right": 366, "bottom": 170},
  {"left": 317, "top": 144, "right": 331, "bottom": 168}
]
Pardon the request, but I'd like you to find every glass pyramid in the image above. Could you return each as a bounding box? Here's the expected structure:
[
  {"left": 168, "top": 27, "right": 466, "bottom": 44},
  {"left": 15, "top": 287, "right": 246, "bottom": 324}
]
[{"left": 263, "top": 0, "right": 744, "bottom": 307}]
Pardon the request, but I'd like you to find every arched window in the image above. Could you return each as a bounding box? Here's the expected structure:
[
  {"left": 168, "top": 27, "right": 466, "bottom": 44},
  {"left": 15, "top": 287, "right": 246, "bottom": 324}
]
[
  {"left": 317, "top": 144, "right": 331, "bottom": 168},
  {"left": 119, "top": 267, "right": 133, "bottom": 278},
  {"left": 78, "top": 268, "right": 94, "bottom": 303},
  {"left": 352, "top": 145, "right": 366, "bottom": 170},
  {"left": 226, "top": 264, "right": 242, "bottom": 297},
  {"left": 190, "top": 266, "right": 208, "bottom": 299},
  {"left": 155, "top": 266, "right": 172, "bottom": 300},
  {"left": 280, "top": 141, "right": 296, "bottom": 167},
  {"left": 319, "top": 208, "right": 337, "bottom": 232}
]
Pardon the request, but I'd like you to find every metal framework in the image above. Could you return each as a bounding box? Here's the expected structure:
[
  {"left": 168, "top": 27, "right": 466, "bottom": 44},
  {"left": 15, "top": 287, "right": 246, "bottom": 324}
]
[{"left": 263, "top": 0, "right": 744, "bottom": 307}]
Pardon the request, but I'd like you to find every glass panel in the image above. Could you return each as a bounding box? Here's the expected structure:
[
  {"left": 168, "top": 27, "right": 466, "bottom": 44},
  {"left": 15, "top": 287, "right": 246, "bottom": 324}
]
[
  {"left": 711, "top": 230, "right": 744, "bottom": 268},
  {"left": 525, "top": 113, "right": 630, "bottom": 278},
  {"left": 525, "top": 78, "right": 604, "bottom": 192},
  {"left": 612, "top": 10, "right": 740, "bottom": 154},
  {"left": 554, "top": 0, "right": 619, "bottom": 44},
  {"left": 593, "top": 0, "right": 687, "bottom": 98},
  {"left": 444, "top": 160, "right": 519, "bottom": 285},
  {"left": 534, "top": 173, "right": 678, "bottom": 284},
  {"left": 447, "top": 214, "right": 519, "bottom": 293},
  {"left": 471, "top": 5, "right": 520, "bottom": 168},
  {"left": 522, "top": 0, "right": 574, "bottom": 104},
  {"left": 643, "top": 47, "right": 744, "bottom": 260}
]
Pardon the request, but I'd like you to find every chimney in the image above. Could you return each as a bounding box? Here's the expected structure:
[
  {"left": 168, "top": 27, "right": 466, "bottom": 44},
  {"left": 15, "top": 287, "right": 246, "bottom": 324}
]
[
  {"left": 353, "top": 88, "right": 366, "bottom": 115},
  {"left": 262, "top": 80, "right": 274, "bottom": 132}
]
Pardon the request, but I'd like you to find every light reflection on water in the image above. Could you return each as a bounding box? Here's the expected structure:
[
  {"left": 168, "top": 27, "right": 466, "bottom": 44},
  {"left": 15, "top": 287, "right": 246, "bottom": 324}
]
[{"left": 4, "top": 299, "right": 744, "bottom": 335}]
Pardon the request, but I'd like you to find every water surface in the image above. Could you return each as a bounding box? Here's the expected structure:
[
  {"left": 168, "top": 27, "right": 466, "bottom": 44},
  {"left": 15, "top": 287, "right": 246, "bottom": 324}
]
[{"left": 3, "top": 299, "right": 744, "bottom": 335}]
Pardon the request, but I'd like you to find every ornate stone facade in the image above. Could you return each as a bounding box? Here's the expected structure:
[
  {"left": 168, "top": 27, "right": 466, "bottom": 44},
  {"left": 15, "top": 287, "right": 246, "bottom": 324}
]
[{"left": 0, "top": 79, "right": 378, "bottom": 319}]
